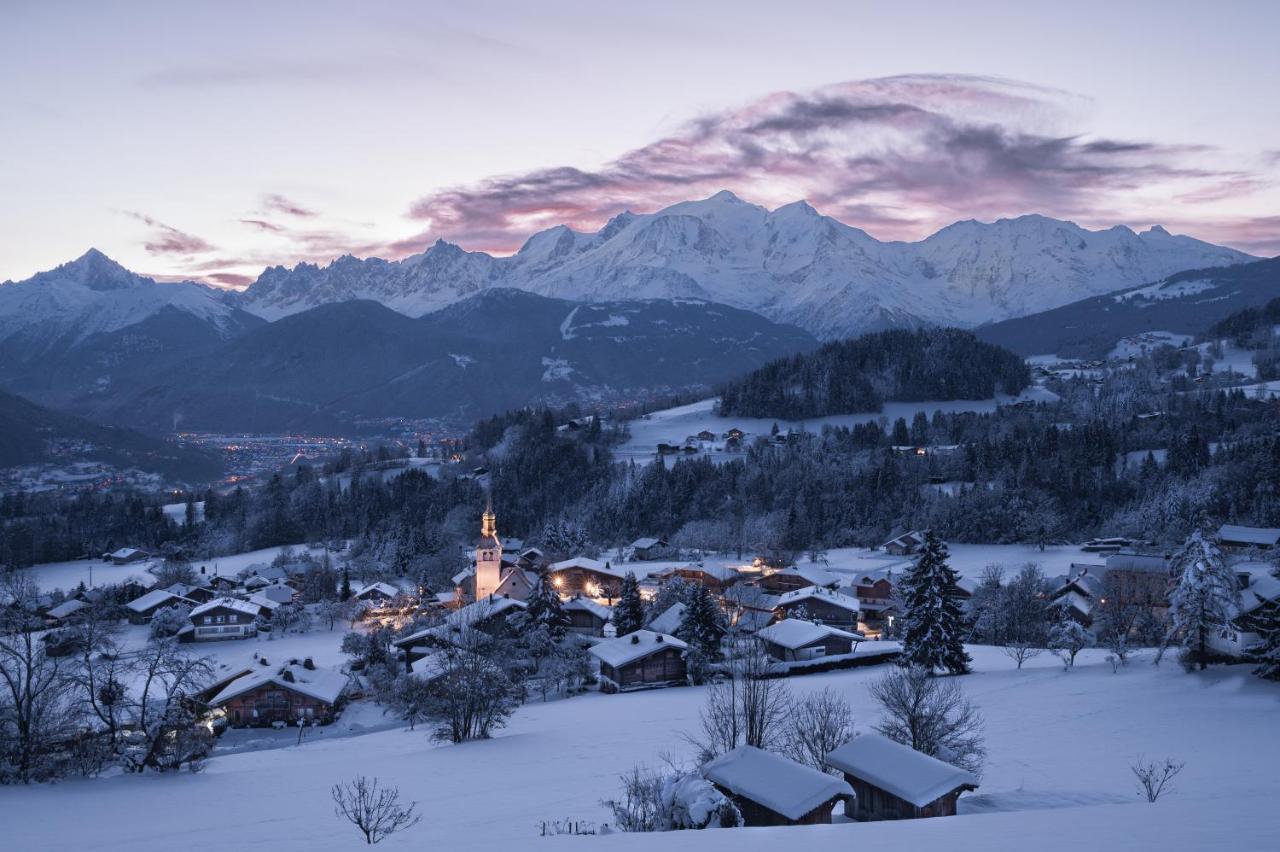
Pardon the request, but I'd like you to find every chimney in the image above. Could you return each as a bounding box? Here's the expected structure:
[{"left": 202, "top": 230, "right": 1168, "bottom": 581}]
[
  {"left": 630, "top": 634, "right": 640, "bottom": 644},
  {"left": 656, "top": 635, "right": 664, "bottom": 643}
]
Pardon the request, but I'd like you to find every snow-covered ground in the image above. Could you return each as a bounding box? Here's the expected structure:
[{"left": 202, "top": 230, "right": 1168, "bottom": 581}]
[
  {"left": 1, "top": 646, "right": 1274, "bottom": 851},
  {"left": 618, "top": 389, "right": 1060, "bottom": 464},
  {"left": 161, "top": 500, "right": 205, "bottom": 524}
]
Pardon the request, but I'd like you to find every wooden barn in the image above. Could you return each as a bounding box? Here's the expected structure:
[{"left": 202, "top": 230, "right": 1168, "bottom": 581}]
[
  {"left": 702, "top": 745, "right": 853, "bottom": 826},
  {"left": 563, "top": 596, "right": 612, "bottom": 636},
  {"left": 881, "top": 531, "right": 925, "bottom": 557},
  {"left": 756, "top": 619, "right": 862, "bottom": 662},
  {"left": 826, "top": 734, "right": 977, "bottom": 821},
  {"left": 774, "top": 586, "right": 861, "bottom": 631},
  {"left": 104, "top": 547, "right": 149, "bottom": 565},
  {"left": 629, "top": 537, "right": 671, "bottom": 561},
  {"left": 589, "top": 630, "right": 687, "bottom": 692},
  {"left": 207, "top": 664, "right": 350, "bottom": 727},
  {"left": 124, "top": 589, "right": 196, "bottom": 624}
]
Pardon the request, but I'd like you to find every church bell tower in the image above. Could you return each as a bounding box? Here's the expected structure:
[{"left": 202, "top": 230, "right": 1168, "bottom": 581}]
[{"left": 474, "top": 500, "right": 503, "bottom": 600}]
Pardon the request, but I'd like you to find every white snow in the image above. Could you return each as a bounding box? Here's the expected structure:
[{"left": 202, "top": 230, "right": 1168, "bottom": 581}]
[
  {"left": 702, "top": 745, "right": 853, "bottom": 820},
  {"left": 827, "top": 732, "right": 977, "bottom": 807},
  {"left": 588, "top": 630, "right": 687, "bottom": 668}
]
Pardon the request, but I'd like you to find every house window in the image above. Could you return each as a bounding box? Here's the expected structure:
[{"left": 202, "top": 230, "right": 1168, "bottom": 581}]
[
  {"left": 228, "top": 615, "right": 238, "bottom": 623},
  {"left": 215, "top": 615, "right": 225, "bottom": 624},
  {"left": 203, "top": 616, "right": 213, "bottom": 625}
]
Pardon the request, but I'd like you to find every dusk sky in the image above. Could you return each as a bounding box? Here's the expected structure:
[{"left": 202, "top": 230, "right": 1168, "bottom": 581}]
[{"left": 3, "top": 0, "right": 1278, "bottom": 286}]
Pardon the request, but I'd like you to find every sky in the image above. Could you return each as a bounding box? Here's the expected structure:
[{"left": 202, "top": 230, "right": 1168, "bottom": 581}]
[{"left": 2, "top": 0, "right": 1278, "bottom": 286}]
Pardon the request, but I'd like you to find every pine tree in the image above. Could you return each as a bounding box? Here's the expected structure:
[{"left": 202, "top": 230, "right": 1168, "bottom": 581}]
[
  {"left": 613, "top": 572, "right": 645, "bottom": 636},
  {"left": 340, "top": 567, "right": 352, "bottom": 602},
  {"left": 524, "top": 575, "right": 570, "bottom": 641},
  {"left": 1254, "top": 591, "right": 1280, "bottom": 681},
  {"left": 898, "top": 531, "right": 972, "bottom": 675},
  {"left": 1162, "top": 530, "right": 1241, "bottom": 670},
  {"left": 677, "top": 585, "right": 724, "bottom": 661}
]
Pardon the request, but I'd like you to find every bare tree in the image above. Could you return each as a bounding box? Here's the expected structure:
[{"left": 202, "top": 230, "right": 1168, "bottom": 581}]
[
  {"left": 332, "top": 775, "right": 422, "bottom": 844},
  {"left": 602, "top": 765, "right": 667, "bottom": 832},
  {"left": 1000, "top": 638, "right": 1044, "bottom": 670},
  {"left": 1131, "top": 757, "right": 1185, "bottom": 802},
  {"left": 782, "top": 687, "right": 855, "bottom": 773},
  {"left": 0, "top": 597, "right": 74, "bottom": 783},
  {"left": 123, "top": 641, "right": 214, "bottom": 772},
  {"left": 689, "top": 639, "right": 791, "bottom": 762},
  {"left": 426, "top": 627, "right": 522, "bottom": 743},
  {"left": 869, "top": 666, "right": 986, "bottom": 775}
]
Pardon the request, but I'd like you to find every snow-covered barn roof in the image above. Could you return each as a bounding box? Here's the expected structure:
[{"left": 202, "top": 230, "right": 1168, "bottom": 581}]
[
  {"left": 548, "top": 556, "right": 629, "bottom": 579},
  {"left": 647, "top": 602, "right": 686, "bottom": 635},
  {"left": 775, "top": 586, "right": 861, "bottom": 613},
  {"left": 125, "top": 589, "right": 193, "bottom": 613},
  {"left": 826, "top": 733, "right": 978, "bottom": 807},
  {"left": 209, "top": 664, "right": 349, "bottom": 706},
  {"left": 588, "top": 630, "right": 686, "bottom": 668},
  {"left": 46, "top": 599, "right": 88, "bottom": 620},
  {"left": 630, "top": 537, "right": 666, "bottom": 550},
  {"left": 770, "top": 565, "right": 843, "bottom": 588},
  {"left": 1217, "top": 524, "right": 1280, "bottom": 547},
  {"left": 756, "top": 619, "right": 861, "bottom": 650},
  {"left": 564, "top": 597, "right": 612, "bottom": 621},
  {"left": 655, "top": 563, "right": 741, "bottom": 583},
  {"left": 702, "top": 745, "right": 852, "bottom": 820}
]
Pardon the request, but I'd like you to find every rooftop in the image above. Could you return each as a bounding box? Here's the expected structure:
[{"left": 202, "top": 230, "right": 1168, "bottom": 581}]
[
  {"left": 702, "top": 745, "right": 853, "bottom": 820},
  {"left": 826, "top": 733, "right": 978, "bottom": 808},
  {"left": 588, "top": 630, "right": 687, "bottom": 668}
]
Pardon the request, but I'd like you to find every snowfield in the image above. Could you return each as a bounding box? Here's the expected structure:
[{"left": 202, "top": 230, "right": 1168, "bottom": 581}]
[{"left": 1, "top": 646, "right": 1275, "bottom": 851}]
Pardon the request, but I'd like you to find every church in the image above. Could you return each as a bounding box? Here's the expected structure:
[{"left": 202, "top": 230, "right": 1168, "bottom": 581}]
[{"left": 454, "top": 502, "right": 540, "bottom": 603}]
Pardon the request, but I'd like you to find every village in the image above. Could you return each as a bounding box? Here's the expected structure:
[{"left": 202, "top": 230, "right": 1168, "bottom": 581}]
[{"left": 5, "top": 497, "right": 1278, "bottom": 846}]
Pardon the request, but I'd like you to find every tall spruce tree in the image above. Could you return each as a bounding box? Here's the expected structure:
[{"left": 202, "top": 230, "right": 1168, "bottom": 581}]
[
  {"left": 1161, "top": 531, "right": 1241, "bottom": 670},
  {"left": 898, "top": 531, "right": 972, "bottom": 675},
  {"left": 677, "top": 584, "right": 724, "bottom": 661},
  {"left": 524, "top": 575, "right": 571, "bottom": 641},
  {"left": 613, "top": 571, "right": 645, "bottom": 636}
]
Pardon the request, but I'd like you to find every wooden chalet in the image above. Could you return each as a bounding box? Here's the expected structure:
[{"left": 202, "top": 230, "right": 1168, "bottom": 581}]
[
  {"left": 208, "top": 664, "right": 350, "bottom": 727},
  {"left": 1217, "top": 524, "right": 1280, "bottom": 552},
  {"left": 826, "top": 734, "right": 977, "bottom": 821},
  {"left": 104, "top": 547, "right": 149, "bottom": 565},
  {"left": 125, "top": 589, "right": 196, "bottom": 624},
  {"left": 187, "top": 598, "right": 262, "bottom": 641},
  {"left": 393, "top": 596, "right": 527, "bottom": 670},
  {"left": 702, "top": 745, "right": 852, "bottom": 826},
  {"left": 653, "top": 563, "right": 741, "bottom": 593},
  {"left": 352, "top": 582, "right": 400, "bottom": 603},
  {"left": 881, "top": 531, "right": 925, "bottom": 557},
  {"left": 774, "top": 586, "right": 861, "bottom": 631},
  {"left": 545, "top": 557, "right": 628, "bottom": 600},
  {"left": 589, "top": 630, "right": 687, "bottom": 692},
  {"left": 629, "top": 537, "right": 671, "bottom": 561},
  {"left": 757, "top": 564, "right": 842, "bottom": 594},
  {"left": 564, "top": 596, "right": 612, "bottom": 636},
  {"left": 756, "top": 619, "right": 862, "bottom": 662}
]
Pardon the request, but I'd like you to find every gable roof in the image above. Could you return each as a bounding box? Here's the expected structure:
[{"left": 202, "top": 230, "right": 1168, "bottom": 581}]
[
  {"left": 1217, "top": 524, "right": 1280, "bottom": 546},
  {"left": 564, "top": 597, "right": 612, "bottom": 621},
  {"left": 190, "top": 597, "right": 263, "bottom": 618},
  {"left": 757, "top": 619, "right": 861, "bottom": 650},
  {"left": 702, "top": 745, "right": 852, "bottom": 820},
  {"left": 548, "top": 556, "right": 628, "bottom": 579},
  {"left": 630, "top": 537, "right": 666, "bottom": 550},
  {"left": 826, "top": 733, "right": 978, "bottom": 808},
  {"left": 881, "top": 530, "right": 924, "bottom": 550},
  {"left": 775, "top": 586, "right": 861, "bottom": 613},
  {"left": 394, "top": 596, "right": 527, "bottom": 647},
  {"left": 47, "top": 599, "right": 89, "bottom": 620},
  {"left": 354, "top": 582, "right": 400, "bottom": 599},
  {"left": 588, "top": 630, "right": 687, "bottom": 668},
  {"left": 126, "top": 589, "right": 194, "bottom": 614},
  {"left": 647, "top": 602, "right": 686, "bottom": 635},
  {"left": 769, "top": 565, "right": 842, "bottom": 588},
  {"left": 209, "top": 664, "right": 349, "bottom": 706},
  {"left": 656, "top": 563, "right": 741, "bottom": 583}
]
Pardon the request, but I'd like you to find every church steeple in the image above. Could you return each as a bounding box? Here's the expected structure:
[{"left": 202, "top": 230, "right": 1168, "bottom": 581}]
[
  {"left": 474, "top": 498, "right": 503, "bottom": 600},
  {"left": 481, "top": 499, "right": 497, "bottom": 539}
]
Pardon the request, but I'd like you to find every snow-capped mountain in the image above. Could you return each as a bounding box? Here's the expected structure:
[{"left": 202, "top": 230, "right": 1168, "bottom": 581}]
[
  {"left": 237, "top": 192, "right": 1253, "bottom": 339},
  {"left": 0, "top": 248, "right": 254, "bottom": 344}
]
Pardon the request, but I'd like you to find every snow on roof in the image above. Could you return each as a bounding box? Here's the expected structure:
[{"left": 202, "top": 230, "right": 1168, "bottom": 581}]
[
  {"left": 109, "top": 547, "right": 144, "bottom": 559},
  {"left": 647, "top": 602, "right": 686, "bottom": 635},
  {"left": 1217, "top": 524, "right": 1280, "bottom": 546},
  {"left": 564, "top": 597, "right": 612, "bottom": 621},
  {"left": 209, "top": 664, "right": 349, "bottom": 706},
  {"left": 354, "top": 582, "right": 400, "bottom": 599},
  {"left": 757, "top": 619, "right": 861, "bottom": 650},
  {"left": 122, "top": 572, "right": 159, "bottom": 590},
  {"left": 776, "top": 586, "right": 861, "bottom": 612},
  {"left": 881, "top": 531, "right": 924, "bottom": 549},
  {"left": 397, "top": 596, "right": 526, "bottom": 647},
  {"left": 826, "top": 733, "right": 977, "bottom": 807},
  {"left": 772, "top": 565, "right": 842, "bottom": 587},
  {"left": 548, "top": 556, "right": 629, "bottom": 579},
  {"left": 1054, "top": 589, "right": 1093, "bottom": 616},
  {"left": 630, "top": 537, "right": 665, "bottom": 550},
  {"left": 589, "top": 630, "right": 687, "bottom": 668},
  {"left": 452, "top": 566, "right": 475, "bottom": 585},
  {"left": 190, "top": 597, "right": 263, "bottom": 618},
  {"left": 247, "top": 591, "right": 284, "bottom": 611},
  {"left": 125, "top": 589, "right": 193, "bottom": 613},
  {"left": 47, "top": 599, "right": 88, "bottom": 619},
  {"left": 1104, "top": 552, "right": 1170, "bottom": 573},
  {"left": 1249, "top": 572, "right": 1280, "bottom": 602},
  {"left": 657, "top": 563, "right": 740, "bottom": 582},
  {"left": 702, "top": 745, "right": 852, "bottom": 820}
]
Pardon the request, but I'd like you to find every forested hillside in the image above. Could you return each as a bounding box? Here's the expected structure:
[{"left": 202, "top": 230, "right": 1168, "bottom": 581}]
[{"left": 716, "top": 329, "right": 1030, "bottom": 419}]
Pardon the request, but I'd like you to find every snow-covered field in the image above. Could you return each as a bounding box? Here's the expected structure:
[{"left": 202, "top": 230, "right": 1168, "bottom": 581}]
[
  {"left": 1, "top": 646, "right": 1274, "bottom": 851},
  {"left": 618, "top": 390, "right": 1060, "bottom": 464}
]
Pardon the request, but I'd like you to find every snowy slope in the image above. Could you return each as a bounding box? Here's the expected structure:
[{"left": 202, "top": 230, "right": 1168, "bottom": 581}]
[{"left": 238, "top": 193, "right": 1252, "bottom": 339}]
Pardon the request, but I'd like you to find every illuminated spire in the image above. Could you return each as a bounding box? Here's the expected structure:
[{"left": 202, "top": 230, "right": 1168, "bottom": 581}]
[{"left": 481, "top": 498, "right": 497, "bottom": 539}]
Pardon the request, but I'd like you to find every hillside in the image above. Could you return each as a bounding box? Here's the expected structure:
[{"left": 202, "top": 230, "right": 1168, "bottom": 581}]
[
  {"left": 716, "top": 328, "right": 1031, "bottom": 419},
  {"left": 975, "top": 257, "right": 1280, "bottom": 358},
  {"left": 237, "top": 193, "right": 1252, "bottom": 340},
  {"left": 0, "top": 388, "right": 222, "bottom": 481}
]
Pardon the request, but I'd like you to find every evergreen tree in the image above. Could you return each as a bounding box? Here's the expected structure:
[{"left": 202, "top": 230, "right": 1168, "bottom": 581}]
[
  {"left": 1254, "top": 586, "right": 1280, "bottom": 681},
  {"left": 613, "top": 572, "right": 645, "bottom": 636},
  {"left": 897, "top": 531, "right": 972, "bottom": 675},
  {"left": 677, "top": 585, "right": 724, "bottom": 660},
  {"left": 340, "top": 566, "right": 352, "bottom": 602},
  {"left": 523, "top": 575, "right": 570, "bottom": 641},
  {"left": 1162, "top": 531, "right": 1241, "bottom": 670}
]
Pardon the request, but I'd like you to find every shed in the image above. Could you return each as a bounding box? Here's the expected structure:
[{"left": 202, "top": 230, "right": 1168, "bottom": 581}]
[
  {"left": 702, "top": 745, "right": 852, "bottom": 826},
  {"left": 588, "top": 630, "right": 687, "bottom": 692},
  {"left": 105, "top": 547, "right": 149, "bottom": 565},
  {"left": 826, "top": 733, "right": 977, "bottom": 821}
]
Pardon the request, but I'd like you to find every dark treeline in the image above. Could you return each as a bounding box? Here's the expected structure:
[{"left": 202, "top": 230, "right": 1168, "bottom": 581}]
[
  {"left": 716, "top": 329, "right": 1031, "bottom": 419},
  {"left": 1205, "top": 295, "right": 1280, "bottom": 347}
]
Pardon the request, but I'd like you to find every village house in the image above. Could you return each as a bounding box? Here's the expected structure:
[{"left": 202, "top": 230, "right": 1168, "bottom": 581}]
[
  {"left": 756, "top": 618, "right": 862, "bottom": 662},
  {"left": 352, "top": 581, "right": 400, "bottom": 604},
  {"left": 774, "top": 586, "right": 861, "bottom": 631},
  {"left": 44, "top": 598, "right": 89, "bottom": 628},
  {"left": 702, "top": 745, "right": 853, "bottom": 827},
  {"left": 208, "top": 663, "right": 351, "bottom": 727},
  {"left": 1103, "top": 551, "right": 1174, "bottom": 608},
  {"left": 756, "top": 564, "right": 842, "bottom": 594},
  {"left": 881, "top": 531, "right": 925, "bottom": 557},
  {"left": 563, "top": 596, "right": 612, "bottom": 636},
  {"left": 394, "top": 596, "right": 528, "bottom": 669},
  {"left": 646, "top": 602, "right": 687, "bottom": 635},
  {"left": 1048, "top": 564, "right": 1106, "bottom": 628},
  {"left": 652, "top": 563, "right": 741, "bottom": 593},
  {"left": 163, "top": 582, "right": 217, "bottom": 605},
  {"left": 544, "top": 556, "right": 629, "bottom": 600},
  {"left": 589, "top": 630, "right": 687, "bottom": 692},
  {"left": 826, "top": 733, "right": 978, "bottom": 821},
  {"left": 187, "top": 597, "right": 262, "bottom": 642},
  {"left": 104, "top": 547, "right": 149, "bottom": 565},
  {"left": 1217, "top": 523, "right": 1280, "bottom": 552},
  {"left": 721, "top": 585, "right": 780, "bottom": 633},
  {"left": 125, "top": 589, "right": 197, "bottom": 623},
  {"left": 629, "top": 537, "right": 671, "bottom": 561},
  {"left": 1221, "top": 566, "right": 1280, "bottom": 657}
]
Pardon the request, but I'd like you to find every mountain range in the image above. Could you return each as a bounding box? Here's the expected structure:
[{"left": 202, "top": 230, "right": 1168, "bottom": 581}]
[{"left": 237, "top": 191, "right": 1253, "bottom": 340}]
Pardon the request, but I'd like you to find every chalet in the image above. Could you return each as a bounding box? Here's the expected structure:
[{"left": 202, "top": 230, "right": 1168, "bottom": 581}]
[
  {"left": 104, "top": 547, "right": 148, "bottom": 565},
  {"left": 757, "top": 564, "right": 842, "bottom": 594},
  {"left": 253, "top": 582, "right": 295, "bottom": 605},
  {"left": 653, "top": 563, "right": 741, "bottom": 592},
  {"left": 1081, "top": 536, "right": 1135, "bottom": 553},
  {"left": 757, "top": 619, "right": 862, "bottom": 662},
  {"left": 725, "top": 427, "right": 746, "bottom": 441},
  {"left": 841, "top": 567, "right": 898, "bottom": 635},
  {"left": 1048, "top": 565, "right": 1105, "bottom": 628},
  {"left": 240, "top": 564, "right": 291, "bottom": 586},
  {"left": 1217, "top": 524, "right": 1280, "bottom": 552},
  {"left": 826, "top": 734, "right": 977, "bottom": 820},
  {"left": 1104, "top": 551, "right": 1174, "bottom": 608},
  {"left": 589, "top": 630, "right": 688, "bottom": 692},
  {"left": 774, "top": 586, "right": 861, "bottom": 631},
  {"left": 545, "top": 557, "right": 629, "bottom": 600},
  {"left": 164, "top": 582, "right": 216, "bottom": 605},
  {"left": 205, "top": 574, "right": 239, "bottom": 592},
  {"left": 352, "top": 582, "right": 400, "bottom": 603},
  {"left": 44, "top": 598, "right": 89, "bottom": 627},
  {"left": 702, "top": 746, "right": 853, "bottom": 827},
  {"left": 125, "top": 589, "right": 196, "bottom": 623},
  {"left": 629, "top": 537, "right": 671, "bottom": 561},
  {"left": 393, "top": 596, "right": 528, "bottom": 668},
  {"left": 208, "top": 663, "right": 350, "bottom": 727},
  {"left": 721, "top": 585, "right": 780, "bottom": 633},
  {"left": 881, "top": 531, "right": 925, "bottom": 557},
  {"left": 696, "top": 429, "right": 717, "bottom": 442},
  {"left": 564, "top": 596, "right": 612, "bottom": 636},
  {"left": 188, "top": 598, "right": 262, "bottom": 641}
]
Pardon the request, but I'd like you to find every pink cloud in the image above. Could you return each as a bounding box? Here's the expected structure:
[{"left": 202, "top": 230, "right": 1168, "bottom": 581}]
[{"left": 124, "top": 211, "right": 215, "bottom": 255}]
